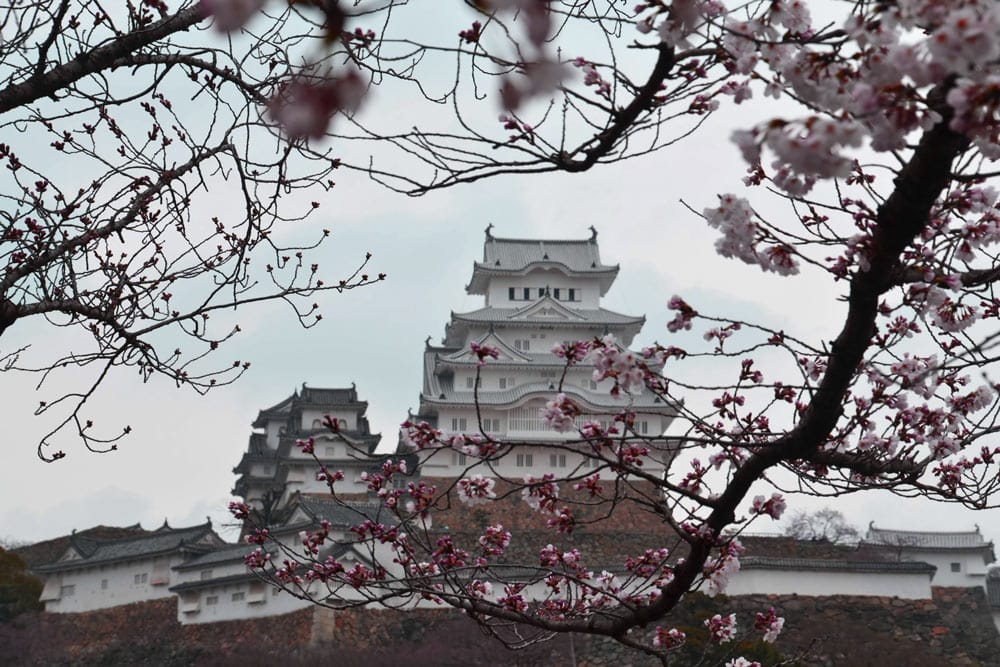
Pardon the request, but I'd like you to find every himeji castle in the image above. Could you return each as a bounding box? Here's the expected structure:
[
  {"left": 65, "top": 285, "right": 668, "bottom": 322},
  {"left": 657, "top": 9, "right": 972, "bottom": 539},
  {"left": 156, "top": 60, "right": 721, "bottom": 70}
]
[
  {"left": 412, "top": 226, "right": 677, "bottom": 478},
  {"left": 14, "top": 230, "right": 1000, "bottom": 635}
]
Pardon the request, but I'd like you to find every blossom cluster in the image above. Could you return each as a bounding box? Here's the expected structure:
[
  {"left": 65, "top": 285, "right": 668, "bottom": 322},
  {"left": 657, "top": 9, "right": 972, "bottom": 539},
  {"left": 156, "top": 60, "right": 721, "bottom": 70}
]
[
  {"left": 703, "top": 194, "right": 799, "bottom": 275},
  {"left": 703, "top": 538, "right": 744, "bottom": 596},
  {"left": 751, "top": 493, "right": 787, "bottom": 520},
  {"left": 754, "top": 607, "right": 786, "bottom": 643},
  {"left": 588, "top": 334, "right": 646, "bottom": 394},
  {"left": 542, "top": 393, "right": 580, "bottom": 432},
  {"left": 704, "top": 613, "right": 737, "bottom": 643},
  {"left": 457, "top": 475, "right": 497, "bottom": 505}
]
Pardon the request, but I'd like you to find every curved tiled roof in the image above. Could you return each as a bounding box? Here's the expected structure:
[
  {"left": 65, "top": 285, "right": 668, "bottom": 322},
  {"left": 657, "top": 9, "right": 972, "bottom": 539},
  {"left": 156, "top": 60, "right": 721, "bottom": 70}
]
[
  {"left": 481, "top": 233, "right": 614, "bottom": 272},
  {"left": 36, "top": 521, "right": 222, "bottom": 572},
  {"left": 740, "top": 556, "right": 937, "bottom": 574},
  {"left": 865, "top": 525, "right": 994, "bottom": 550},
  {"left": 252, "top": 384, "right": 367, "bottom": 427},
  {"left": 173, "top": 543, "right": 255, "bottom": 570},
  {"left": 13, "top": 525, "right": 149, "bottom": 569},
  {"left": 467, "top": 230, "right": 620, "bottom": 295},
  {"left": 450, "top": 306, "right": 642, "bottom": 327},
  {"left": 297, "top": 497, "right": 398, "bottom": 528},
  {"left": 420, "top": 381, "right": 673, "bottom": 411}
]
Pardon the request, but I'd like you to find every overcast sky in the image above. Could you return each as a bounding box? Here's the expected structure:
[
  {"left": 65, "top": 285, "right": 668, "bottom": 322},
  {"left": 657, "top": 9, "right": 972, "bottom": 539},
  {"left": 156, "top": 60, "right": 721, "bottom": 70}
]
[{"left": 1, "top": 4, "right": 998, "bottom": 550}]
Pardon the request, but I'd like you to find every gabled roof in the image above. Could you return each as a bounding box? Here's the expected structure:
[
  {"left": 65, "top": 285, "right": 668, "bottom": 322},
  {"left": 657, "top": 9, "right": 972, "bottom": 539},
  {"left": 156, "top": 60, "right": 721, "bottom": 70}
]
[
  {"left": 36, "top": 521, "right": 224, "bottom": 573},
  {"left": 466, "top": 228, "right": 619, "bottom": 295},
  {"left": 444, "top": 305, "right": 644, "bottom": 349},
  {"left": 439, "top": 331, "right": 531, "bottom": 364}
]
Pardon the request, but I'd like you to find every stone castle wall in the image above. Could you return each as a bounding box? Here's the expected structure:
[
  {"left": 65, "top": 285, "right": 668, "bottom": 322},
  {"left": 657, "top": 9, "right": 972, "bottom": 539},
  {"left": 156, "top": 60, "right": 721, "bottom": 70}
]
[{"left": 4, "top": 587, "right": 998, "bottom": 666}]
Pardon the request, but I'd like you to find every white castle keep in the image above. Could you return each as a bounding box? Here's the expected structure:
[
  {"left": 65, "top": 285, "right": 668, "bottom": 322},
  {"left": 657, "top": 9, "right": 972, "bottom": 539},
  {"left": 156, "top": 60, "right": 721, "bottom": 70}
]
[{"left": 412, "top": 225, "right": 676, "bottom": 478}]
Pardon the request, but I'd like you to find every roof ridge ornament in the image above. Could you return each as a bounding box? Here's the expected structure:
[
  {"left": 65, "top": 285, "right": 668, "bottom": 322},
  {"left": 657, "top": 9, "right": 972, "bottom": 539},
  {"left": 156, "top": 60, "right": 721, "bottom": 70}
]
[
  {"left": 589, "top": 225, "right": 597, "bottom": 240},
  {"left": 485, "top": 223, "right": 494, "bottom": 239}
]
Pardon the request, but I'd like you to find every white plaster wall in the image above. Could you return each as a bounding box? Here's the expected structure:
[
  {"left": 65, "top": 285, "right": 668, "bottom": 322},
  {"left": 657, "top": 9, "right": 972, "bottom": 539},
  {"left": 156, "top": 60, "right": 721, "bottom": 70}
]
[
  {"left": 419, "top": 441, "right": 667, "bottom": 479},
  {"left": 43, "top": 555, "right": 182, "bottom": 613},
  {"left": 725, "top": 568, "right": 933, "bottom": 599},
  {"left": 897, "top": 550, "right": 989, "bottom": 588},
  {"left": 264, "top": 420, "right": 284, "bottom": 448},
  {"left": 282, "top": 462, "right": 369, "bottom": 496},
  {"left": 177, "top": 580, "right": 313, "bottom": 624},
  {"left": 486, "top": 273, "right": 600, "bottom": 309}
]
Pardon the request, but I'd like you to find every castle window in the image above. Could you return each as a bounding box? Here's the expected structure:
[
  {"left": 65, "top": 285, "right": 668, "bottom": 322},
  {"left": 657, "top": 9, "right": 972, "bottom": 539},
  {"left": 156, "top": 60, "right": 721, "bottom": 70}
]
[
  {"left": 640, "top": 421, "right": 649, "bottom": 435},
  {"left": 101, "top": 579, "right": 108, "bottom": 590},
  {"left": 523, "top": 287, "right": 531, "bottom": 300},
  {"left": 549, "top": 454, "right": 567, "bottom": 468},
  {"left": 466, "top": 376, "right": 480, "bottom": 389},
  {"left": 451, "top": 417, "right": 468, "bottom": 432},
  {"left": 134, "top": 573, "right": 148, "bottom": 584},
  {"left": 568, "top": 288, "right": 577, "bottom": 301},
  {"left": 538, "top": 287, "right": 546, "bottom": 297},
  {"left": 201, "top": 570, "right": 214, "bottom": 581},
  {"left": 206, "top": 595, "right": 219, "bottom": 606},
  {"left": 516, "top": 453, "right": 534, "bottom": 467},
  {"left": 61, "top": 584, "right": 75, "bottom": 597},
  {"left": 514, "top": 339, "right": 530, "bottom": 351},
  {"left": 509, "top": 287, "right": 515, "bottom": 300},
  {"left": 312, "top": 419, "right": 322, "bottom": 430},
  {"left": 232, "top": 591, "right": 246, "bottom": 602},
  {"left": 951, "top": 562, "right": 961, "bottom": 572},
  {"left": 553, "top": 288, "right": 561, "bottom": 300}
]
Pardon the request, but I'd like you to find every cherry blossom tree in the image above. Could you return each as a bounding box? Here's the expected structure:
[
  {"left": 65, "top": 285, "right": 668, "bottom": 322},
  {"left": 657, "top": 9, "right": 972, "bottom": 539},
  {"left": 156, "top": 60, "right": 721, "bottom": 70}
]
[
  {"left": 16, "top": 0, "right": 1000, "bottom": 663},
  {"left": 0, "top": 1, "right": 384, "bottom": 459},
  {"left": 218, "top": 0, "right": 1000, "bottom": 664}
]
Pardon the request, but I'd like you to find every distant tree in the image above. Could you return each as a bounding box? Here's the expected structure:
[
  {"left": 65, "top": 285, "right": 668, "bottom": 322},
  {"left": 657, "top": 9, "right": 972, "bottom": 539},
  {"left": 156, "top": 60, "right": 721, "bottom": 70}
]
[
  {"left": 0, "top": 537, "right": 31, "bottom": 550},
  {"left": 783, "top": 508, "right": 859, "bottom": 545},
  {"left": 0, "top": 548, "right": 42, "bottom": 621}
]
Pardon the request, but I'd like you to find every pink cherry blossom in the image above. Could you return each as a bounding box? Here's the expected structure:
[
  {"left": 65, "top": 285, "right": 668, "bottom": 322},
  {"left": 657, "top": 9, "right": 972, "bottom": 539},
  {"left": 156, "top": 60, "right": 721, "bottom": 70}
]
[
  {"left": 457, "top": 475, "right": 497, "bottom": 505},
  {"left": 704, "top": 613, "right": 737, "bottom": 643}
]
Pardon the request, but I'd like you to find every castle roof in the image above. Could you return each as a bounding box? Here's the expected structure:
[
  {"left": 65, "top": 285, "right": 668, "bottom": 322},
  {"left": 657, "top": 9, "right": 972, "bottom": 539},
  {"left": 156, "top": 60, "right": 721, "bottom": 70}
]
[
  {"left": 419, "top": 380, "right": 673, "bottom": 413},
  {"left": 739, "top": 556, "right": 936, "bottom": 575},
  {"left": 466, "top": 228, "right": 619, "bottom": 295},
  {"left": 444, "top": 302, "right": 644, "bottom": 347},
  {"left": 863, "top": 525, "right": 995, "bottom": 560},
  {"left": 36, "top": 521, "right": 224, "bottom": 572},
  {"left": 252, "top": 384, "right": 366, "bottom": 428},
  {"left": 12, "top": 524, "right": 150, "bottom": 570}
]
